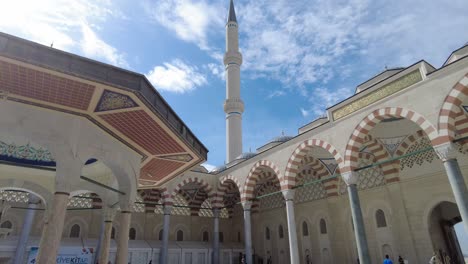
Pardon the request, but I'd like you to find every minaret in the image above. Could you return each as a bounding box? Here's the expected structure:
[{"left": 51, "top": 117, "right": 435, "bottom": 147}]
[{"left": 224, "top": 0, "right": 244, "bottom": 163}]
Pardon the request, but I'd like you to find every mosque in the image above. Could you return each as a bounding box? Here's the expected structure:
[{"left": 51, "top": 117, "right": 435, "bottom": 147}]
[{"left": 0, "top": 0, "right": 467, "bottom": 264}]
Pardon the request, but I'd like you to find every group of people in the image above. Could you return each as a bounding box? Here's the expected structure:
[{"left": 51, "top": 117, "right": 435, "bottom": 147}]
[
  {"left": 381, "top": 252, "right": 453, "bottom": 264},
  {"left": 382, "top": 254, "right": 406, "bottom": 264}
]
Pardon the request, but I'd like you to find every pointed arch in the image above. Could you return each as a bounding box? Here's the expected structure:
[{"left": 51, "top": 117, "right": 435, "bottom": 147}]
[
  {"left": 242, "top": 160, "right": 282, "bottom": 202},
  {"left": 283, "top": 139, "right": 344, "bottom": 199},
  {"left": 216, "top": 175, "right": 242, "bottom": 217},
  {"left": 438, "top": 73, "right": 468, "bottom": 143},
  {"left": 343, "top": 107, "right": 439, "bottom": 172}
]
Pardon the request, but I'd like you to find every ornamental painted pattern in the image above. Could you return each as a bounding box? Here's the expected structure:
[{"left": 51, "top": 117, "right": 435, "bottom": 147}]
[
  {"left": 0, "top": 141, "right": 54, "bottom": 162},
  {"left": 95, "top": 90, "right": 138, "bottom": 112},
  {"left": 400, "top": 137, "right": 436, "bottom": 170},
  {"left": 0, "top": 190, "right": 29, "bottom": 204},
  {"left": 332, "top": 70, "right": 422, "bottom": 120}
]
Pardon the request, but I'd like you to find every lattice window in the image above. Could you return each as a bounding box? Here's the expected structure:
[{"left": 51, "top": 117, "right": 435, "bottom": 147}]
[
  {"left": 356, "top": 158, "right": 385, "bottom": 190},
  {"left": 0, "top": 190, "right": 29, "bottom": 204},
  {"left": 258, "top": 184, "right": 284, "bottom": 211},
  {"left": 220, "top": 208, "right": 229, "bottom": 218},
  {"left": 199, "top": 199, "right": 214, "bottom": 217},
  {"left": 172, "top": 194, "right": 190, "bottom": 216},
  {"left": 133, "top": 196, "right": 145, "bottom": 213},
  {"left": 67, "top": 193, "right": 92, "bottom": 208},
  {"left": 400, "top": 137, "right": 435, "bottom": 170},
  {"left": 295, "top": 173, "right": 326, "bottom": 203}
]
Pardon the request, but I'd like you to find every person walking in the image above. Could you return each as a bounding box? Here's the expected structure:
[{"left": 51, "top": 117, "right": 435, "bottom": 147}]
[
  {"left": 398, "top": 255, "right": 404, "bottom": 264},
  {"left": 383, "top": 255, "right": 394, "bottom": 264}
]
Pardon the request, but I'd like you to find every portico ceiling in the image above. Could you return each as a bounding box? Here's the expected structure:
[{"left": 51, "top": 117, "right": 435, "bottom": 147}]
[{"left": 0, "top": 32, "right": 208, "bottom": 188}]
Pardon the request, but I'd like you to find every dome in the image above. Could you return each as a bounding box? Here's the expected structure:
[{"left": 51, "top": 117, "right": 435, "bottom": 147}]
[
  {"left": 270, "top": 135, "right": 293, "bottom": 144},
  {"left": 235, "top": 152, "right": 257, "bottom": 160},
  {"left": 211, "top": 164, "right": 227, "bottom": 173}
]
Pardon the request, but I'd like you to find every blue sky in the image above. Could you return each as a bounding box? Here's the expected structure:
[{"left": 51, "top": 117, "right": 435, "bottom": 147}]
[{"left": 0, "top": 0, "right": 467, "bottom": 252}]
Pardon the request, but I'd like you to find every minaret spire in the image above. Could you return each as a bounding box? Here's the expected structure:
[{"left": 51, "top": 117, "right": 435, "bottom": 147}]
[
  {"left": 224, "top": 0, "right": 243, "bottom": 163},
  {"left": 228, "top": 0, "right": 237, "bottom": 23}
]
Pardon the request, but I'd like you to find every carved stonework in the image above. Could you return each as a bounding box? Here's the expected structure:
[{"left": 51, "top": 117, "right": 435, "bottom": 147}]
[
  {"left": 95, "top": 90, "right": 138, "bottom": 112},
  {"left": 282, "top": 189, "right": 295, "bottom": 201},
  {"left": 341, "top": 171, "right": 359, "bottom": 185},
  {"left": 332, "top": 70, "right": 422, "bottom": 120},
  {"left": 434, "top": 142, "right": 458, "bottom": 161}
]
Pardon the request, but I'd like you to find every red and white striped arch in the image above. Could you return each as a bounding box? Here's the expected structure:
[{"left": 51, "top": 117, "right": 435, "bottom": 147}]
[
  {"left": 241, "top": 160, "right": 282, "bottom": 202},
  {"left": 283, "top": 139, "right": 344, "bottom": 190},
  {"left": 362, "top": 135, "right": 398, "bottom": 182},
  {"left": 438, "top": 73, "right": 468, "bottom": 144},
  {"left": 214, "top": 175, "right": 242, "bottom": 208},
  {"left": 343, "top": 107, "right": 438, "bottom": 172},
  {"left": 170, "top": 177, "right": 214, "bottom": 206}
]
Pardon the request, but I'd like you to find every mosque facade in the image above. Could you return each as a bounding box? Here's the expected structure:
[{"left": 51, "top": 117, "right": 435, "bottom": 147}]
[{"left": 0, "top": 1, "right": 468, "bottom": 264}]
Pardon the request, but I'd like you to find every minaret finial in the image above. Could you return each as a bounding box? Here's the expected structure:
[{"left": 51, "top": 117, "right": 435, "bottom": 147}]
[{"left": 228, "top": 0, "right": 237, "bottom": 23}]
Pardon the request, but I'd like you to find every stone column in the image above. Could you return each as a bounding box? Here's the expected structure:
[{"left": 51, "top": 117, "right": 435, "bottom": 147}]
[
  {"left": 435, "top": 143, "right": 468, "bottom": 231},
  {"left": 282, "top": 189, "right": 300, "bottom": 264},
  {"left": 160, "top": 205, "right": 172, "bottom": 264},
  {"left": 115, "top": 210, "right": 131, "bottom": 264},
  {"left": 213, "top": 208, "right": 220, "bottom": 264},
  {"left": 98, "top": 208, "right": 116, "bottom": 264},
  {"left": 0, "top": 200, "right": 11, "bottom": 222},
  {"left": 342, "top": 172, "right": 371, "bottom": 264},
  {"left": 242, "top": 201, "right": 253, "bottom": 264},
  {"left": 36, "top": 192, "right": 70, "bottom": 264},
  {"left": 13, "top": 194, "right": 40, "bottom": 264}
]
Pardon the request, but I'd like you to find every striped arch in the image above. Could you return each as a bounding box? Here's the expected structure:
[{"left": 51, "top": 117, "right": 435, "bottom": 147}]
[
  {"left": 343, "top": 107, "right": 438, "bottom": 172},
  {"left": 171, "top": 177, "right": 214, "bottom": 215},
  {"left": 296, "top": 156, "right": 336, "bottom": 197},
  {"left": 139, "top": 189, "right": 163, "bottom": 213},
  {"left": 394, "top": 130, "right": 426, "bottom": 157},
  {"left": 242, "top": 160, "right": 282, "bottom": 202},
  {"left": 283, "top": 139, "right": 344, "bottom": 191},
  {"left": 214, "top": 175, "right": 242, "bottom": 209},
  {"left": 438, "top": 73, "right": 468, "bottom": 143},
  {"left": 362, "top": 135, "right": 398, "bottom": 182}
]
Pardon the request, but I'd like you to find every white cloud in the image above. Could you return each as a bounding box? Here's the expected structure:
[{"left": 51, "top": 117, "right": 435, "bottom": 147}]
[
  {"left": 300, "top": 108, "right": 310, "bottom": 117},
  {"left": 302, "top": 86, "right": 354, "bottom": 118},
  {"left": 146, "top": 59, "right": 207, "bottom": 93},
  {"left": 0, "top": 0, "right": 128, "bottom": 67},
  {"left": 267, "top": 90, "right": 286, "bottom": 99},
  {"left": 80, "top": 24, "right": 128, "bottom": 68},
  {"left": 206, "top": 63, "right": 225, "bottom": 80},
  {"left": 143, "top": 0, "right": 224, "bottom": 51}
]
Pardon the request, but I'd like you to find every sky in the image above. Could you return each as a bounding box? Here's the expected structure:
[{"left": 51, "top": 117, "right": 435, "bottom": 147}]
[{"left": 0, "top": 0, "right": 467, "bottom": 252}]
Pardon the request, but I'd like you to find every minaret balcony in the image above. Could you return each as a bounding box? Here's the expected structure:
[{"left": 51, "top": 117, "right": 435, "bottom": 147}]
[
  {"left": 224, "top": 98, "right": 244, "bottom": 113},
  {"left": 223, "top": 51, "right": 243, "bottom": 66}
]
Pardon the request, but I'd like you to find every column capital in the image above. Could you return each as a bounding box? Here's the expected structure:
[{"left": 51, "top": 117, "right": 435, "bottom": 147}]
[
  {"left": 163, "top": 205, "right": 172, "bottom": 215},
  {"left": 282, "top": 189, "right": 295, "bottom": 201},
  {"left": 104, "top": 207, "right": 117, "bottom": 222},
  {"left": 213, "top": 208, "right": 221, "bottom": 218},
  {"left": 434, "top": 142, "right": 458, "bottom": 161},
  {"left": 241, "top": 201, "right": 252, "bottom": 210},
  {"left": 342, "top": 171, "right": 359, "bottom": 185}
]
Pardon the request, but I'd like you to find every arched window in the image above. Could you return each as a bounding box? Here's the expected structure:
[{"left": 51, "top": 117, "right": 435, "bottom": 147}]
[
  {"left": 278, "top": 225, "right": 284, "bottom": 239},
  {"left": 320, "top": 219, "right": 327, "bottom": 234},
  {"left": 237, "top": 231, "right": 241, "bottom": 242},
  {"left": 219, "top": 232, "right": 224, "bottom": 243},
  {"left": 129, "top": 228, "right": 136, "bottom": 240},
  {"left": 111, "top": 227, "right": 116, "bottom": 239},
  {"left": 70, "top": 224, "right": 81, "bottom": 238},
  {"left": 265, "top": 227, "right": 270, "bottom": 240},
  {"left": 0, "top": 221, "right": 12, "bottom": 229},
  {"left": 302, "top": 221, "right": 309, "bottom": 236},
  {"left": 376, "top": 209, "right": 387, "bottom": 228},
  {"left": 177, "top": 230, "right": 184, "bottom": 241},
  {"left": 203, "top": 231, "right": 209, "bottom": 241},
  {"left": 158, "top": 229, "right": 163, "bottom": 240}
]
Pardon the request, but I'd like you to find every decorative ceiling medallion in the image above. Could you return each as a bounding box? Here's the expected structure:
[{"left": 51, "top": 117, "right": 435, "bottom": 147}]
[
  {"left": 378, "top": 136, "right": 407, "bottom": 157},
  {"left": 95, "top": 90, "right": 138, "bottom": 112},
  {"left": 318, "top": 158, "right": 338, "bottom": 175},
  {"left": 158, "top": 153, "right": 193, "bottom": 162}
]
